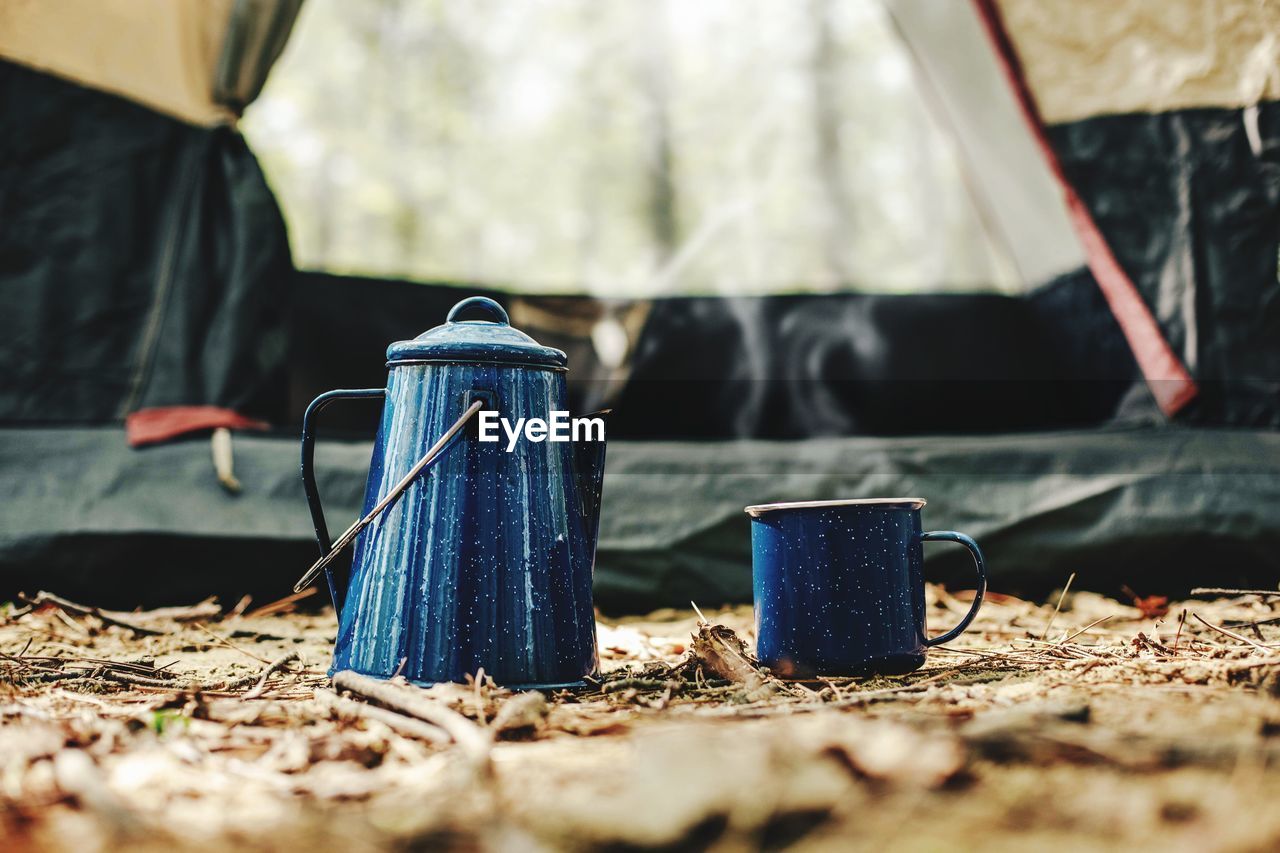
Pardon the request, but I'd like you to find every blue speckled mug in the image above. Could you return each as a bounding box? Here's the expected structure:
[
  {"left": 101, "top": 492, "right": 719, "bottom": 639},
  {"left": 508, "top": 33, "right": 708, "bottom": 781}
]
[{"left": 745, "top": 498, "right": 985, "bottom": 677}]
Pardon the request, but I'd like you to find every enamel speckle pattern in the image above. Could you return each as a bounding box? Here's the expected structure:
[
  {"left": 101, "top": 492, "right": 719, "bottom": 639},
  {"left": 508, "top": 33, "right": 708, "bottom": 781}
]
[
  {"left": 750, "top": 503, "right": 985, "bottom": 677},
  {"left": 330, "top": 360, "right": 604, "bottom": 688}
]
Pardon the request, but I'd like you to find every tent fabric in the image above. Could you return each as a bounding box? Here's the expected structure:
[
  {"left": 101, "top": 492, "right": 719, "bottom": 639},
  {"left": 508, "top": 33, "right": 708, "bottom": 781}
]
[
  {"left": 0, "top": 0, "right": 302, "bottom": 127},
  {"left": 980, "top": 0, "right": 1280, "bottom": 428},
  {"left": 882, "top": 0, "right": 1084, "bottom": 287},
  {"left": 973, "top": 0, "right": 1199, "bottom": 417},
  {"left": 1048, "top": 104, "right": 1280, "bottom": 428},
  {"left": 594, "top": 427, "right": 1280, "bottom": 610},
  {"left": 996, "top": 0, "right": 1280, "bottom": 124},
  {"left": 2, "top": 425, "right": 1278, "bottom": 612},
  {"left": 213, "top": 0, "right": 307, "bottom": 114},
  {"left": 609, "top": 279, "right": 1141, "bottom": 440},
  {"left": 0, "top": 59, "right": 292, "bottom": 428},
  {"left": 287, "top": 272, "right": 1145, "bottom": 441}
]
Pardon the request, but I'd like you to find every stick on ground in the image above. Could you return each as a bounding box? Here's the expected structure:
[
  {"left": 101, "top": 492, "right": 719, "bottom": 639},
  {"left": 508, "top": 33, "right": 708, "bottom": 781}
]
[
  {"left": 330, "top": 670, "right": 490, "bottom": 754},
  {"left": 241, "top": 652, "right": 302, "bottom": 700},
  {"left": 314, "top": 688, "right": 453, "bottom": 745}
]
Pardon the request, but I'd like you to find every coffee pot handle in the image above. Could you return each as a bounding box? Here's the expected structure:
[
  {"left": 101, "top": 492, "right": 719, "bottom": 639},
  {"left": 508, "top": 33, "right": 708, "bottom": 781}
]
[
  {"left": 299, "top": 388, "right": 387, "bottom": 612},
  {"left": 919, "top": 531, "right": 987, "bottom": 646}
]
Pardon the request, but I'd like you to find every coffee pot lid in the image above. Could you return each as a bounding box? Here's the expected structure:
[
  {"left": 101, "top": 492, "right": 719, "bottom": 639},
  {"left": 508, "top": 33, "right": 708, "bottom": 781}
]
[{"left": 386, "top": 296, "right": 567, "bottom": 368}]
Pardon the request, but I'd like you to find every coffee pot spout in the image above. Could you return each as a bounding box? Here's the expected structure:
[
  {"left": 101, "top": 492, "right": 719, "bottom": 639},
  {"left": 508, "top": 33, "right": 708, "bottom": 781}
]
[{"left": 572, "top": 411, "right": 609, "bottom": 551}]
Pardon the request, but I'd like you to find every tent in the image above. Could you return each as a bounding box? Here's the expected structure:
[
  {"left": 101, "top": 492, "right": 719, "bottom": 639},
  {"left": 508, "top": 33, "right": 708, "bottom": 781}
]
[{"left": 2, "top": 0, "right": 1278, "bottom": 611}]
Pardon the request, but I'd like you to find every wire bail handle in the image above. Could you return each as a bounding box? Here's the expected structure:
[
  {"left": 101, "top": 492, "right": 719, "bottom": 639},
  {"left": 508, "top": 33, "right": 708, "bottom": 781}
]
[{"left": 293, "top": 399, "right": 484, "bottom": 594}]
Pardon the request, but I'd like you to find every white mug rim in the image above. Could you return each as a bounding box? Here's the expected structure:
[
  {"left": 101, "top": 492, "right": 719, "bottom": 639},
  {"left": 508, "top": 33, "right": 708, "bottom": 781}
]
[{"left": 744, "top": 497, "right": 926, "bottom": 517}]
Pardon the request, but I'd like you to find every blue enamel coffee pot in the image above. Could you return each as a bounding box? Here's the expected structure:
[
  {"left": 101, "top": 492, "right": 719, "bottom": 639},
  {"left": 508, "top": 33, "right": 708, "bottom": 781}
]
[{"left": 296, "top": 296, "right": 606, "bottom": 688}]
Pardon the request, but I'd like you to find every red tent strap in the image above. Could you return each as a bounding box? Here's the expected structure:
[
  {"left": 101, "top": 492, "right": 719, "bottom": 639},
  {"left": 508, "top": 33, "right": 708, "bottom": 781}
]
[
  {"left": 970, "top": 0, "right": 1197, "bottom": 417},
  {"left": 126, "top": 406, "right": 269, "bottom": 447}
]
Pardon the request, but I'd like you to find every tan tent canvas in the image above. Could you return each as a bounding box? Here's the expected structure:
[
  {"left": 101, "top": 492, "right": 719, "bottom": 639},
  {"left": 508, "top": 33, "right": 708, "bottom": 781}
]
[{"left": 0, "top": 0, "right": 301, "bottom": 126}]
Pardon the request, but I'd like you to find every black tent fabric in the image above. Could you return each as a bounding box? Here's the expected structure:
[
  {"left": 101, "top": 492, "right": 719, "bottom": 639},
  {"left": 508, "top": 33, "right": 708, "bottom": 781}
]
[
  {"left": 287, "top": 271, "right": 1145, "bottom": 441},
  {"left": 608, "top": 271, "right": 1144, "bottom": 440},
  {"left": 0, "top": 59, "right": 291, "bottom": 426},
  {"left": 1047, "top": 104, "right": 1280, "bottom": 427},
  {"left": 3, "top": 423, "right": 1277, "bottom": 612}
]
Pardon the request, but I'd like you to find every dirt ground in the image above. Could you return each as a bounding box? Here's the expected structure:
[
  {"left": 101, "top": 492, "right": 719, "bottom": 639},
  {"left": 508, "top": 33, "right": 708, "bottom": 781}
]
[{"left": 4, "top": 583, "right": 1280, "bottom": 852}]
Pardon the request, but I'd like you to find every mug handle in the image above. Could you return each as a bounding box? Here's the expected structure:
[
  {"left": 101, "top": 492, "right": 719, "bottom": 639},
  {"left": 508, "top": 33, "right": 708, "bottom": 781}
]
[{"left": 919, "top": 531, "right": 987, "bottom": 646}]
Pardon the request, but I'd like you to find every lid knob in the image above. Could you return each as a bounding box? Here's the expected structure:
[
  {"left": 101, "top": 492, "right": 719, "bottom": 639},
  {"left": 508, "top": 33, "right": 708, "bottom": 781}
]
[
  {"left": 447, "top": 296, "right": 509, "bottom": 326},
  {"left": 385, "top": 294, "right": 565, "bottom": 367}
]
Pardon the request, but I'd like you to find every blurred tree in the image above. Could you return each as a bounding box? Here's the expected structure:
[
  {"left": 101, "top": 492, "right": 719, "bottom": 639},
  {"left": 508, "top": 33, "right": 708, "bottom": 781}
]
[
  {"left": 243, "top": 0, "right": 1014, "bottom": 296},
  {"left": 809, "top": 0, "right": 855, "bottom": 287},
  {"left": 635, "top": 3, "right": 680, "bottom": 266}
]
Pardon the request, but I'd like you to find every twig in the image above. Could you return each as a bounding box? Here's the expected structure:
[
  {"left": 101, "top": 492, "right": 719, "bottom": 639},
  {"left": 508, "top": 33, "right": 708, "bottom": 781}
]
[
  {"left": 929, "top": 646, "right": 1044, "bottom": 665},
  {"left": 19, "top": 592, "right": 165, "bottom": 636},
  {"left": 244, "top": 588, "right": 317, "bottom": 619},
  {"left": 601, "top": 678, "right": 672, "bottom": 694},
  {"left": 314, "top": 688, "right": 452, "bottom": 745},
  {"left": 19, "top": 592, "right": 220, "bottom": 635},
  {"left": 1018, "top": 638, "right": 1101, "bottom": 659},
  {"left": 1059, "top": 615, "right": 1114, "bottom": 645},
  {"left": 1041, "top": 572, "right": 1076, "bottom": 641},
  {"left": 1, "top": 653, "right": 189, "bottom": 693},
  {"left": 472, "top": 668, "right": 487, "bottom": 726},
  {"left": 208, "top": 657, "right": 302, "bottom": 694},
  {"left": 241, "top": 652, "right": 302, "bottom": 700},
  {"left": 331, "top": 671, "right": 490, "bottom": 755},
  {"left": 1, "top": 652, "right": 162, "bottom": 675},
  {"left": 490, "top": 692, "right": 548, "bottom": 734},
  {"left": 1190, "top": 587, "right": 1280, "bottom": 598},
  {"left": 121, "top": 598, "right": 221, "bottom": 623},
  {"left": 97, "top": 669, "right": 184, "bottom": 689},
  {"left": 690, "top": 601, "right": 709, "bottom": 626},
  {"left": 1192, "top": 613, "right": 1280, "bottom": 651},
  {"left": 1223, "top": 615, "right": 1280, "bottom": 629},
  {"left": 50, "top": 608, "right": 91, "bottom": 638}
]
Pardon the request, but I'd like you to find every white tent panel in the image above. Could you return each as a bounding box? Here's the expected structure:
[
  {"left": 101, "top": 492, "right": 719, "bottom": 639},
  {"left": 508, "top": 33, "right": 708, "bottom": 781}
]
[{"left": 885, "top": 0, "right": 1085, "bottom": 287}]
